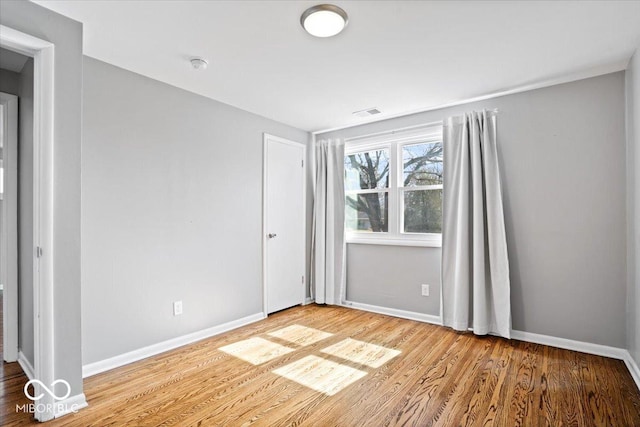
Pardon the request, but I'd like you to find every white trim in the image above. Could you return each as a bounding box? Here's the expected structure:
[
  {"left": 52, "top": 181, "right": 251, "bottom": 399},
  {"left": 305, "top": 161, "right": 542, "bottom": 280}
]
[
  {"left": 509, "top": 330, "right": 628, "bottom": 360},
  {"left": 34, "top": 37, "right": 56, "bottom": 423},
  {"left": 0, "top": 25, "right": 56, "bottom": 422},
  {"left": 341, "top": 300, "right": 442, "bottom": 325},
  {"left": 303, "top": 297, "right": 314, "bottom": 305},
  {"left": 262, "top": 135, "right": 268, "bottom": 315},
  {"left": 341, "top": 300, "right": 627, "bottom": 359},
  {"left": 262, "top": 133, "right": 307, "bottom": 315},
  {"left": 1, "top": 92, "right": 19, "bottom": 363},
  {"left": 339, "top": 301, "right": 640, "bottom": 390},
  {"left": 511, "top": 330, "right": 640, "bottom": 392},
  {"left": 82, "top": 312, "right": 265, "bottom": 378},
  {"left": 623, "top": 353, "right": 640, "bottom": 391},
  {"left": 346, "top": 236, "right": 441, "bottom": 248},
  {"left": 345, "top": 122, "right": 442, "bottom": 147},
  {"left": 18, "top": 351, "right": 35, "bottom": 380},
  {"left": 345, "top": 188, "right": 389, "bottom": 196},
  {"left": 0, "top": 25, "right": 53, "bottom": 54},
  {"left": 344, "top": 126, "right": 444, "bottom": 242},
  {"left": 53, "top": 393, "right": 88, "bottom": 418},
  {"left": 311, "top": 60, "right": 627, "bottom": 135}
]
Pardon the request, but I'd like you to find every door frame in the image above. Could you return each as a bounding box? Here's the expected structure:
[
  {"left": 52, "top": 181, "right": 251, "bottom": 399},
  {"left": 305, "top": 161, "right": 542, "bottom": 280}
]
[
  {"left": 0, "top": 25, "right": 56, "bottom": 422},
  {"left": 262, "top": 133, "right": 306, "bottom": 316},
  {"left": 1, "top": 92, "right": 19, "bottom": 363}
]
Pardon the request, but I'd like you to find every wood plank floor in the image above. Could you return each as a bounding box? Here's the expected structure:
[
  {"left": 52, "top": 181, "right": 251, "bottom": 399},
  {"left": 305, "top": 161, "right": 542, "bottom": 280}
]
[{"left": 2, "top": 304, "right": 640, "bottom": 426}]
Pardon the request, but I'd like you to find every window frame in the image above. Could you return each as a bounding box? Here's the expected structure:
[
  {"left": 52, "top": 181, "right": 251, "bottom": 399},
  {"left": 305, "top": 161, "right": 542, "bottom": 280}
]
[
  {"left": 344, "top": 124, "right": 443, "bottom": 247},
  {"left": 344, "top": 147, "right": 391, "bottom": 233}
]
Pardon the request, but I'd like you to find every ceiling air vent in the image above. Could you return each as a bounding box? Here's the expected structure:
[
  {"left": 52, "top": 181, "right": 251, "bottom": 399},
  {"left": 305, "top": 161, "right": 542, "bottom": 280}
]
[{"left": 352, "top": 107, "right": 381, "bottom": 118}]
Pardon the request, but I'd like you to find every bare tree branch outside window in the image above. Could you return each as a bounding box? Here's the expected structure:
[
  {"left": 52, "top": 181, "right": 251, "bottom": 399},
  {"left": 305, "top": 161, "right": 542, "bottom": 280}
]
[{"left": 345, "top": 141, "right": 443, "bottom": 234}]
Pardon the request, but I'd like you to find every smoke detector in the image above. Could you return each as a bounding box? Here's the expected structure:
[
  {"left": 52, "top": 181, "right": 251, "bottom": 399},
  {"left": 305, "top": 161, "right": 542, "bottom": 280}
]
[{"left": 353, "top": 107, "right": 382, "bottom": 118}]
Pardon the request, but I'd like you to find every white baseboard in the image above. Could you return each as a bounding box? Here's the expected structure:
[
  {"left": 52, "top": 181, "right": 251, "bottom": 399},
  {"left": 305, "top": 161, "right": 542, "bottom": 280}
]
[
  {"left": 339, "top": 300, "right": 640, "bottom": 390},
  {"left": 510, "top": 330, "right": 628, "bottom": 360},
  {"left": 303, "top": 297, "right": 314, "bottom": 305},
  {"left": 341, "top": 300, "right": 442, "bottom": 325},
  {"left": 624, "top": 352, "right": 640, "bottom": 391},
  {"left": 54, "top": 393, "right": 88, "bottom": 418},
  {"left": 82, "top": 312, "right": 265, "bottom": 378},
  {"left": 18, "top": 351, "right": 35, "bottom": 380},
  {"left": 18, "top": 351, "right": 88, "bottom": 420}
]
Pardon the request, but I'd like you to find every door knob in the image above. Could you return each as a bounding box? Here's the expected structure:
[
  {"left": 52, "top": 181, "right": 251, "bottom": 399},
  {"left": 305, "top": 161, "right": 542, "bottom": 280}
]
[{"left": 268, "top": 233, "right": 277, "bottom": 238}]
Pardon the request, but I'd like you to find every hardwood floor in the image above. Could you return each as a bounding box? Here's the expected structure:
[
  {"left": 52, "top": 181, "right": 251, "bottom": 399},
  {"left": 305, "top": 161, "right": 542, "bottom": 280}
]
[
  {"left": 2, "top": 304, "right": 640, "bottom": 426},
  {"left": 1, "top": 291, "right": 3, "bottom": 355}
]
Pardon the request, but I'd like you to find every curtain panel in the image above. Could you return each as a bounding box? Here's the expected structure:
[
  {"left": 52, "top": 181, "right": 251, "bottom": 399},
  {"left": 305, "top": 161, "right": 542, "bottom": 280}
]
[
  {"left": 311, "top": 138, "right": 346, "bottom": 305},
  {"left": 441, "top": 110, "right": 511, "bottom": 338}
]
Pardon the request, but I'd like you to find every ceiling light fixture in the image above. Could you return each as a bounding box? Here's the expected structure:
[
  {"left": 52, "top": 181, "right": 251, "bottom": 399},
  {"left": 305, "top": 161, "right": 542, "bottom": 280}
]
[
  {"left": 300, "top": 4, "right": 348, "bottom": 38},
  {"left": 190, "top": 58, "right": 208, "bottom": 70}
]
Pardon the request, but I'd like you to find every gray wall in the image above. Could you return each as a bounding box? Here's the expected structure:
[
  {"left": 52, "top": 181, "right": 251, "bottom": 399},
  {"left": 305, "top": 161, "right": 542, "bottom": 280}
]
[
  {"left": 17, "top": 58, "right": 34, "bottom": 366},
  {"left": 0, "top": 0, "right": 84, "bottom": 397},
  {"left": 320, "top": 72, "right": 628, "bottom": 348},
  {"left": 82, "top": 57, "right": 309, "bottom": 364},
  {"left": 346, "top": 244, "right": 441, "bottom": 316},
  {"left": 0, "top": 68, "right": 19, "bottom": 95},
  {"left": 627, "top": 48, "right": 640, "bottom": 364}
]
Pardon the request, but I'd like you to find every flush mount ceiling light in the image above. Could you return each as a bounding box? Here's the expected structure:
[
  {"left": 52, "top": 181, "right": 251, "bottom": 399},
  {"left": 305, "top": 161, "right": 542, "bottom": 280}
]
[
  {"left": 190, "top": 58, "right": 208, "bottom": 70},
  {"left": 300, "top": 4, "right": 348, "bottom": 38}
]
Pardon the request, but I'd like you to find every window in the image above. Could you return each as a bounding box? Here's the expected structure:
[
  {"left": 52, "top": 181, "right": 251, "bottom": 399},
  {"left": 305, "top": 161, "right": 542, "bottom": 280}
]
[
  {"left": 345, "top": 148, "right": 390, "bottom": 232},
  {"left": 344, "top": 125, "right": 443, "bottom": 246},
  {"left": 400, "top": 142, "right": 442, "bottom": 234}
]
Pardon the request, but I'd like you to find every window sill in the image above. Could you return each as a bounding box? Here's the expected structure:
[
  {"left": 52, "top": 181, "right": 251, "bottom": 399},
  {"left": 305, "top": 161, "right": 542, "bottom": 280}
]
[{"left": 346, "top": 236, "right": 442, "bottom": 248}]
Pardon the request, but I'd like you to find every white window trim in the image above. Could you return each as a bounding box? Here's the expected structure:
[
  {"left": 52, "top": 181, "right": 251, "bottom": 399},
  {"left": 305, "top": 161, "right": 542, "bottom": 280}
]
[{"left": 345, "top": 123, "right": 443, "bottom": 248}]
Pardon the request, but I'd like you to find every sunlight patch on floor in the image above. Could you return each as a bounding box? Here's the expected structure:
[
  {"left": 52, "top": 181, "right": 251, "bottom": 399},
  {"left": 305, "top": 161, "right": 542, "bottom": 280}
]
[
  {"left": 320, "top": 338, "right": 401, "bottom": 368},
  {"left": 219, "top": 337, "right": 295, "bottom": 365},
  {"left": 267, "top": 324, "right": 333, "bottom": 347},
  {"left": 272, "top": 355, "right": 367, "bottom": 396}
]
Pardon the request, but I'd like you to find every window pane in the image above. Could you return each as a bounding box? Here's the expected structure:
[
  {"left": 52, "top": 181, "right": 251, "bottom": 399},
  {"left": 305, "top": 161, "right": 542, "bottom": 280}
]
[
  {"left": 403, "top": 189, "right": 442, "bottom": 233},
  {"left": 346, "top": 192, "right": 389, "bottom": 232},
  {"left": 402, "top": 142, "right": 443, "bottom": 187},
  {"left": 345, "top": 149, "right": 390, "bottom": 191}
]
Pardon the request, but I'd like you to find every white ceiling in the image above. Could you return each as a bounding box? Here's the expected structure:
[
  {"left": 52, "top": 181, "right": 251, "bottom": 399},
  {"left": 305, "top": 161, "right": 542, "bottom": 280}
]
[{"left": 34, "top": 1, "right": 640, "bottom": 132}]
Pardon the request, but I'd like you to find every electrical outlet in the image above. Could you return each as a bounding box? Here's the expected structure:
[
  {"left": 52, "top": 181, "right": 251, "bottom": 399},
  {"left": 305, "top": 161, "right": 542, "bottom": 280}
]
[
  {"left": 421, "top": 284, "right": 430, "bottom": 297},
  {"left": 173, "top": 301, "right": 183, "bottom": 316}
]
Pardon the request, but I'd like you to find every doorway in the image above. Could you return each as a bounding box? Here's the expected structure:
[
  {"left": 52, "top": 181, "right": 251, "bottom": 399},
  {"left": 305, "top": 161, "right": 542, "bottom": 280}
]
[
  {"left": 1, "top": 90, "right": 19, "bottom": 365},
  {"left": 1, "top": 46, "right": 34, "bottom": 374},
  {"left": 263, "top": 133, "right": 306, "bottom": 314},
  {"left": 1, "top": 25, "right": 56, "bottom": 422}
]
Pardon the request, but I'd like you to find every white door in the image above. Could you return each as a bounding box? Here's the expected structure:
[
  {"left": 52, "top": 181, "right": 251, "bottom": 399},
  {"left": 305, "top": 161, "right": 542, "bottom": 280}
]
[{"left": 263, "top": 134, "right": 305, "bottom": 314}]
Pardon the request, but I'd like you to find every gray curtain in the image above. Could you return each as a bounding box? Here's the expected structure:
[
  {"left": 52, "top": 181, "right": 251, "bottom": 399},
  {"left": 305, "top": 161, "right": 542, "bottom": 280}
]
[
  {"left": 441, "top": 110, "right": 511, "bottom": 338},
  {"left": 311, "top": 138, "right": 346, "bottom": 305}
]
